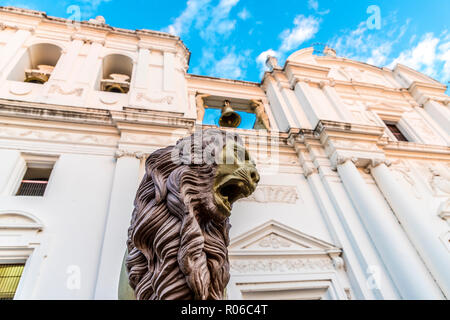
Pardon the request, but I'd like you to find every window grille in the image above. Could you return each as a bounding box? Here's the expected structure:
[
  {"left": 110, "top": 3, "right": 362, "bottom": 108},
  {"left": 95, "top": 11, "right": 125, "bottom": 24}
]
[
  {"left": 384, "top": 123, "right": 408, "bottom": 142},
  {"left": 16, "top": 166, "right": 52, "bottom": 197},
  {"left": 0, "top": 264, "right": 25, "bottom": 300}
]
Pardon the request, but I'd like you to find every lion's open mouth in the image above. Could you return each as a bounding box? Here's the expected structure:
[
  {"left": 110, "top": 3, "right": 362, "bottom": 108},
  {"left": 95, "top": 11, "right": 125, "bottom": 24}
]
[{"left": 216, "top": 179, "right": 252, "bottom": 215}]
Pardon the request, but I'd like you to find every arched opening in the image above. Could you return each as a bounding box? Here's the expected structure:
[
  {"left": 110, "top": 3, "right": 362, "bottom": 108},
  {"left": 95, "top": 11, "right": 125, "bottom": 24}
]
[
  {"left": 8, "top": 43, "right": 62, "bottom": 84},
  {"left": 97, "top": 54, "right": 133, "bottom": 94}
]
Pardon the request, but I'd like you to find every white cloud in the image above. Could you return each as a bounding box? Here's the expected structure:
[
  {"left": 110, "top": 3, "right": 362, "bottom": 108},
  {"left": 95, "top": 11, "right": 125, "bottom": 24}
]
[
  {"left": 163, "top": 0, "right": 239, "bottom": 41},
  {"left": 279, "top": 15, "right": 320, "bottom": 52},
  {"left": 366, "top": 42, "right": 391, "bottom": 66},
  {"left": 237, "top": 7, "right": 251, "bottom": 20},
  {"left": 256, "top": 49, "right": 279, "bottom": 74},
  {"left": 213, "top": 50, "right": 248, "bottom": 78},
  {"left": 438, "top": 40, "right": 450, "bottom": 79},
  {"left": 165, "top": 0, "right": 246, "bottom": 79},
  {"left": 328, "top": 17, "right": 409, "bottom": 69},
  {"left": 388, "top": 33, "right": 450, "bottom": 80},
  {"left": 77, "top": 0, "right": 112, "bottom": 18},
  {"left": 1, "top": 1, "right": 37, "bottom": 10},
  {"left": 254, "top": 15, "right": 320, "bottom": 76},
  {"left": 195, "top": 47, "right": 251, "bottom": 79},
  {"left": 308, "top": 0, "right": 319, "bottom": 11},
  {"left": 200, "top": 0, "right": 240, "bottom": 41},
  {"left": 308, "top": 0, "right": 330, "bottom": 15},
  {"left": 328, "top": 16, "right": 449, "bottom": 85},
  {"left": 389, "top": 33, "right": 439, "bottom": 71},
  {"left": 1, "top": 0, "right": 110, "bottom": 17},
  {"left": 163, "top": 0, "right": 211, "bottom": 36}
]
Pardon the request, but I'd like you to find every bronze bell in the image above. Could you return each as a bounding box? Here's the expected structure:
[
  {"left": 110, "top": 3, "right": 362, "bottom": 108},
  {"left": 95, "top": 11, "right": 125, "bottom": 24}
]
[
  {"left": 105, "top": 83, "right": 127, "bottom": 93},
  {"left": 219, "top": 100, "right": 241, "bottom": 128},
  {"left": 24, "top": 74, "right": 49, "bottom": 84}
]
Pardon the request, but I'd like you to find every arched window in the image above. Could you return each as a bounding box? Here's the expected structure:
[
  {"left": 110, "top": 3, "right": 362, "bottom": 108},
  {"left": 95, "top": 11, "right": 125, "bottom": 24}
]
[
  {"left": 97, "top": 54, "right": 133, "bottom": 94},
  {"left": 8, "top": 43, "right": 62, "bottom": 84}
]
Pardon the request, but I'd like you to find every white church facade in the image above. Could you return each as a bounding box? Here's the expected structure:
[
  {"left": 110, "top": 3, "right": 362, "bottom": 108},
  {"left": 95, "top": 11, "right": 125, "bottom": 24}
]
[{"left": 0, "top": 6, "right": 449, "bottom": 300}]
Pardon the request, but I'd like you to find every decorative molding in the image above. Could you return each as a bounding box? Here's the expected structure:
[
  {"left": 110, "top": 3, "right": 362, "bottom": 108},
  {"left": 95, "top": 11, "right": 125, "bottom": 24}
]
[
  {"left": 0, "top": 22, "right": 34, "bottom": 32},
  {"left": 365, "top": 158, "right": 392, "bottom": 172},
  {"left": 0, "top": 127, "right": 117, "bottom": 146},
  {"left": 9, "top": 83, "right": 33, "bottom": 96},
  {"left": 438, "top": 199, "right": 450, "bottom": 223},
  {"left": 48, "top": 84, "right": 83, "bottom": 97},
  {"left": 335, "top": 155, "right": 358, "bottom": 167},
  {"left": 439, "top": 232, "right": 450, "bottom": 252},
  {"left": 230, "top": 257, "right": 334, "bottom": 274},
  {"left": 229, "top": 220, "right": 342, "bottom": 254},
  {"left": 114, "top": 150, "right": 145, "bottom": 160},
  {"left": 428, "top": 165, "right": 450, "bottom": 196},
  {"left": 384, "top": 160, "right": 423, "bottom": 199},
  {"left": 70, "top": 34, "right": 105, "bottom": 45},
  {"left": 136, "top": 92, "right": 174, "bottom": 105},
  {"left": 332, "top": 257, "right": 345, "bottom": 270},
  {"left": 99, "top": 95, "right": 120, "bottom": 105},
  {"left": 329, "top": 139, "right": 380, "bottom": 152},
  {"left": 195, "top": 93, "right": 209, "bottom": 122},
  {"left": 303, "top": 165, "right": 319, "bottom": 178},
  {"left": 258, "top": 234, "right": 293, "bottom": 249},
  {"left": 0, "top": 211, "right": 43, "bottom": 231},
  {"left": 238, "top": 185, "right": 300, "bottom": 204},
  {"left": 250, "top": 99, "right": 271, "bottom": 130}
]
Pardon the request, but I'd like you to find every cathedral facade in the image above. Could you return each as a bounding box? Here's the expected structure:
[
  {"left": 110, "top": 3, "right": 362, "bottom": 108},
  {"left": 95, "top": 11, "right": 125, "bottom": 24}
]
[{"left": 0, "top": 7, "right": 449, "bottom": 300}]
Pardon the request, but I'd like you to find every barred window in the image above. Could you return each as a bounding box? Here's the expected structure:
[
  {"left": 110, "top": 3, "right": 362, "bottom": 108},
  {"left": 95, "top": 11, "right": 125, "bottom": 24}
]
[
  {"left": 384, "top": 122, "right": 409, "bottom": 142},
  {"left": 16, "top": 165, "right": 53, "bottom": 197},
  {"left": 0, "top": 264, "right": 25, "bottom": 300}
]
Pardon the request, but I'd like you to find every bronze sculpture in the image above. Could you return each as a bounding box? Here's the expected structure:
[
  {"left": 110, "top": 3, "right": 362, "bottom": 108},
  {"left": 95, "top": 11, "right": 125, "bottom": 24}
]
[{"left": 120, "top": 129, "right": 259, "bottom": 300}]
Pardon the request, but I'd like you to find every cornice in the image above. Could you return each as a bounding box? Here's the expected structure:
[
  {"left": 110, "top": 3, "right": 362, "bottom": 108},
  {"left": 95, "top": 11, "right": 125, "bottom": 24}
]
[
  {"left": 383, "top": 141, "right": 450, "bottom": 161},
  {"left": 0, "top": 99, "right": 113, "bottom": 125},
  {"left": 0, "top": 6, "right": 190, "bottom": 60},
  {"left": 408, "top": 81, "right": 447, "bottom": 92},
  {"left": 315, "top": 120, "right": 385, "bottom": 138},
  {"left": 186, "top": 74, "right": 261, "bottom": 88},
  {"left": 285, "top": 61, "right": 330, "bottom": 77}
]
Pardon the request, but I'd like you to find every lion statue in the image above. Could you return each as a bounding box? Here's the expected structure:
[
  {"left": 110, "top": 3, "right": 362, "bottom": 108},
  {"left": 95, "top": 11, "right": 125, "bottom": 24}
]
[{"left": 119, "top": 129, "right": 260, "bottom": 300}]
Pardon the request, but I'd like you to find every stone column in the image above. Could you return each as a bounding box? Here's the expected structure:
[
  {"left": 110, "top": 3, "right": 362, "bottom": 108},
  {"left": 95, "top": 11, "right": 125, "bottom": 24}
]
[
  {"left": 51, "top": 38, "right": 84, "bottom": 81},
  {"left": 319, "top": 81, "right": 354, "bottom": 122},
  {"left": 423, "top": 99, "right": 450, "bottom": 136},
  {"left": 336, "top": 158, "right": 442, "bottom": 299},
  {"left": 94, "top": 150, "right": 143, "bottom": 299},
  {"left": 0, "top": 28, "right": 33, "bottom": 75},
  {"left": 77, "top": 41, "right": 104, "bottom": 85},
  {"left": 370, "top": 162, "right": 450, "bottom": 298},
  {"left": 134, "top": 47, "right": 151, "bottom": 90},
  {"left": 303, "top": 167, "right": 378, "bottom": 299},
  {"left": 293, "top": 80, "right": 322, "bottom": 126},
  {"left": 163, "top": 51, "right": 175, "bottom": 92}
]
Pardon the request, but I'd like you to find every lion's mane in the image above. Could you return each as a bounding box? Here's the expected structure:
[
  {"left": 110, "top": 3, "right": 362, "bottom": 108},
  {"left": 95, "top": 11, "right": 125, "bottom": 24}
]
[{"left": 126, "top": 129, "right": 239, "bottom": 300}]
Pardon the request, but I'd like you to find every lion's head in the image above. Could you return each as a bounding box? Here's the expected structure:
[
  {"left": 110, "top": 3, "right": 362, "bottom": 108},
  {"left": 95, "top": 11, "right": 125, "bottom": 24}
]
[{"left": 125, "top": 129, "right": 259, "bottom": 300}]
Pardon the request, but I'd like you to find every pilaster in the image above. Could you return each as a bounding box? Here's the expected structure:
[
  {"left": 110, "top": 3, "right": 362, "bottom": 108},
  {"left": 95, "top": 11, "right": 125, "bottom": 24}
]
[
  {"left": 336, "top": 158, "right": 442, "bottom": 299},
  {"left": 369, "top": 162, "right": 450, "bottom": 298},
  {"left": 94, "top": 149, "right": 143, "bottom": 299}
]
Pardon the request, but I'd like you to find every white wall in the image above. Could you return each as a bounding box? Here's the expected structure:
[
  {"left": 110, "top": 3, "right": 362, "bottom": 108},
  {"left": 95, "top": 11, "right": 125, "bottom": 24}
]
[{"left": 0, "top": 152, "right": 115, "bottom": 299}]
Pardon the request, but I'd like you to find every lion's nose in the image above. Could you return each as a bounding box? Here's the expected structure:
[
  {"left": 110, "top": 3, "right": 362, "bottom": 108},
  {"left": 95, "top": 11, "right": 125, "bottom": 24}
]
[{"left": 249, "top": 167, "right": 260, "bottom": 185}]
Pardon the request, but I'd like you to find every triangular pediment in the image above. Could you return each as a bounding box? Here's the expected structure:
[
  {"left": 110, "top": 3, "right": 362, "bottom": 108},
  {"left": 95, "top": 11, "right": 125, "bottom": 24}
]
[{"left": 229, "top": 220, "right": 340, "bottom": 254}]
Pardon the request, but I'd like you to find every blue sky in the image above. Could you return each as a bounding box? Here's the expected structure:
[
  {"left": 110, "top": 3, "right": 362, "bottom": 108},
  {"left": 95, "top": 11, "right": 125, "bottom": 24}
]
[{"left": 2, "top": 0, "right": 449, "bottom": 91}]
